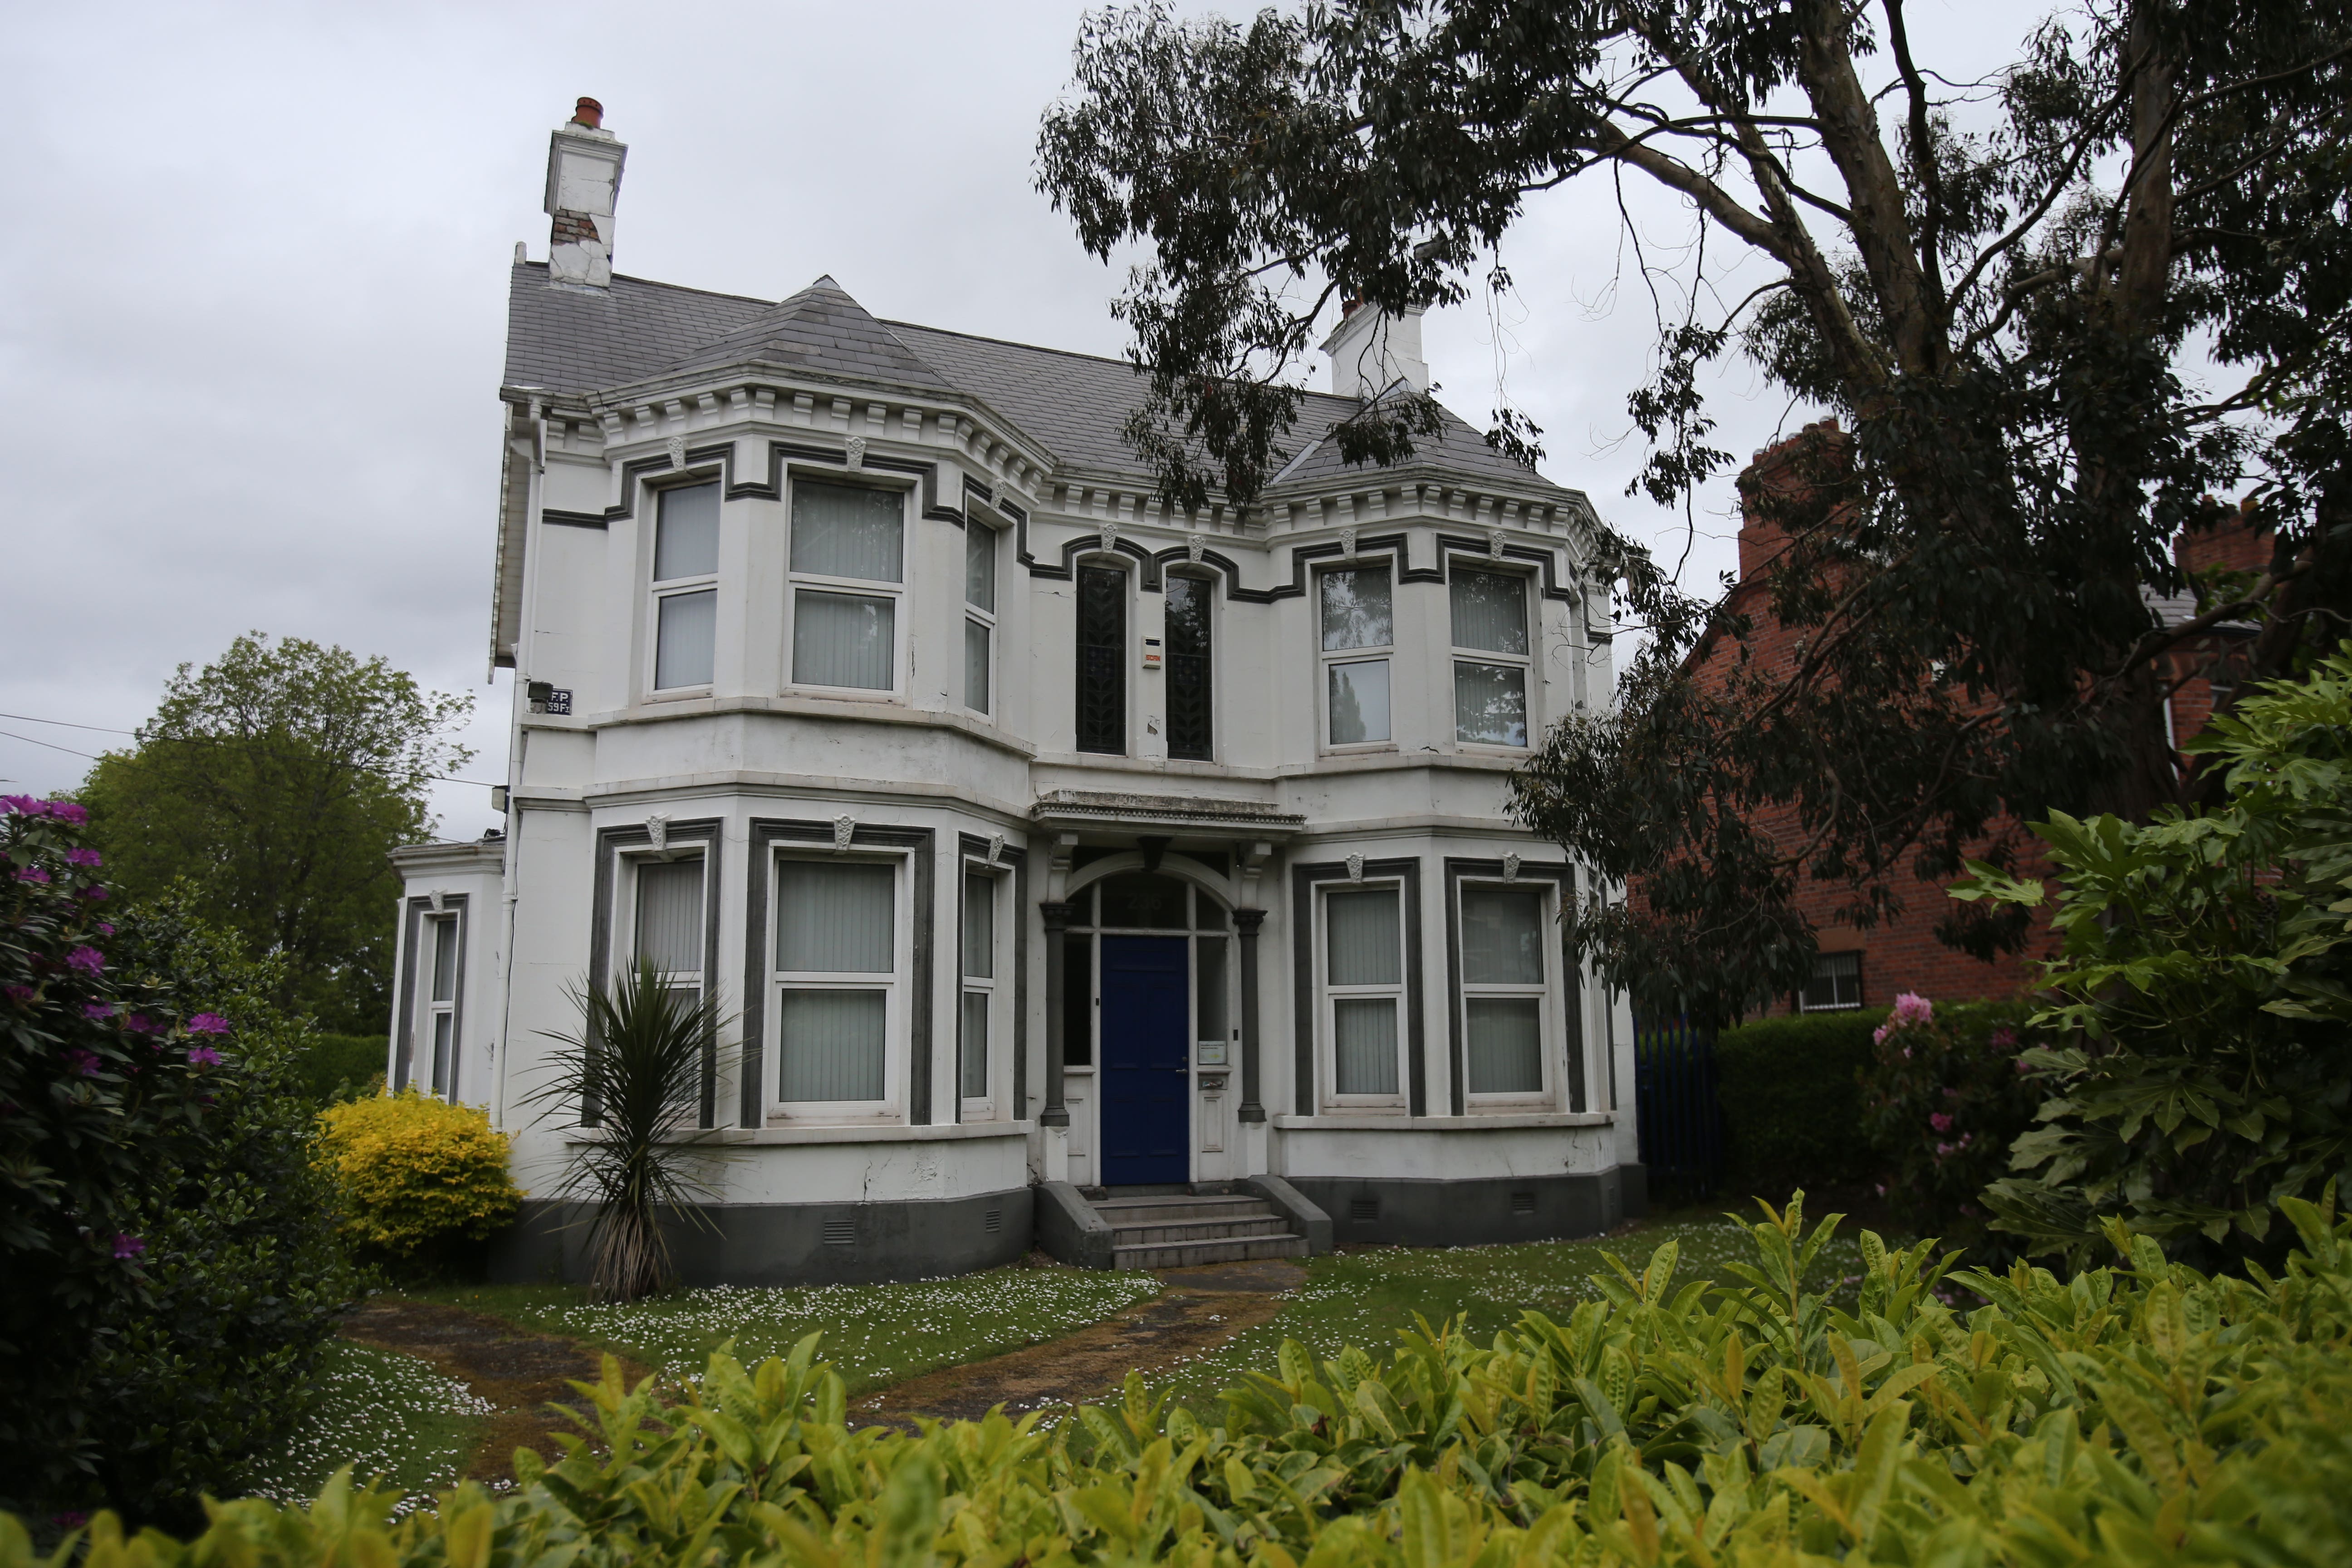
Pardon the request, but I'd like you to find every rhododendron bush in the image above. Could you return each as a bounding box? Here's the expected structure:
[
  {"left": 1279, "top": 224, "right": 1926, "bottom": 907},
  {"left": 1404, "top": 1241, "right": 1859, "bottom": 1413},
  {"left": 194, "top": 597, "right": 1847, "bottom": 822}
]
[{"left": 0, "top": 797, "right": 349, "bottom": 1529}]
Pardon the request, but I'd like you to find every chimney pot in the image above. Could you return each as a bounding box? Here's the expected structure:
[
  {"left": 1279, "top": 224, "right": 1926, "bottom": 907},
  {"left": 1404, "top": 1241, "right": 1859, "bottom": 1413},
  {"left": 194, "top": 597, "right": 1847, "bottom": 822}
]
[{"left": 572, "top": 97, "right": 603, "bottom": 129}]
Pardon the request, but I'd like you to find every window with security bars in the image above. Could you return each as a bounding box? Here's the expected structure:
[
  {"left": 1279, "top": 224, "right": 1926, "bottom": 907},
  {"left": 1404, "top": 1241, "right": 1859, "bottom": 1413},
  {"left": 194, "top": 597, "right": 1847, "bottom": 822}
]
[
  {"left": 1165, "top": 573, "right": 1213, "bottom": 760},
  {"left": 774, "top": 858, "right": 897, "bottom": 1107},
  {"left": 1075, "top": 564, "right": 1126, "bottom": 753},
  {"left": 1450, "top": 566, "right": 1530, "bottom": 747},
  {"left": 1459, "top": 884, "right": 1546, "bottom": 1096},
  {"left": 1801, "top": 951, "right": 1863, "bottom": 1011},
  {"left": 1321, "top": 565, "right": 1393, "bottom": 746},
  {"left": 789, "top": 480, "right": 904, "bottom": 693},
  {"left": 1323, "top": 885, "right": 1405, "bottom": 1101},
  {"left": 651, "top": 483, "right": 719, "bottom": 692},
  {"left": 960, "top": 869, "right": 996, "bottom": 1108},
  {"left": 964, "top": 518, "right": 996, "bottom": 715}
]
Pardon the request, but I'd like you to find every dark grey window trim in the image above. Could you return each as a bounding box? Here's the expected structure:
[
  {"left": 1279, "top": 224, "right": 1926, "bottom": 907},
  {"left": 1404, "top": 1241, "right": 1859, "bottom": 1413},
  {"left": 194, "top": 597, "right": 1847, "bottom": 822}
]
[
  {"left": 1032, "top": 530, "right": 1588, "bottom": 605},
  {"left": 541, "top": 440, "right": 966, "bottom": 530},
  {"left": 1441, "top": 858, "right": 1582, "bottom": 1115},
  {"left": 392, "top": 894, "right": 468, "bottom": 1096},
  {"left": 953, "top": 833, "right": 1029, "bottom": 1125},
  {"left": 590, "top": 819, "right": 724, "bottom": 1126},
  {"left": 1290, "top": 858, "right": 1426, "bottom": 1117},
  {"left": 742, "top": 819, "right": 936, "bottom": 1128}
]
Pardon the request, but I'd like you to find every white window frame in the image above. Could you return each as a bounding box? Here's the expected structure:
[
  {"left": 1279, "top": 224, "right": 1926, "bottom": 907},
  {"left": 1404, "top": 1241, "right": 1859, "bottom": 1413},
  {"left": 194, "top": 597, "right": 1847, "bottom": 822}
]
[
  {"left": 964, "top": 518, "right": 999, "bottom": 716},
  {"left": 418, "top": 911, "right": 461, "bottom": 1098},
  {"left": 1456, "top": 878, "right": 1554, "bottom": 1107},
  {"left": 783, "top": 474, "right": 911, "bottom": 701},
  {"left": 622, "top": 850, "right": 707, "bottom": 1000},
  {"left": 767, "top": 848, "right": 909, "bottom": 1123},
  {"left": 1802, "top": 951, "right": 1863, "bottom": 1012},
  {"left": 646, "top": 480, "right": 721, "bottom": 699},
  {"left": 1448, "top": 561, "right": 1534, "bottom": 750},
  {"left": 959, "top": 863, "right": 1005, "bottom": 1120},
  {"left": 1318, "top": 561, "right": 1397, "bottom": 753},
  {"left": 1318, "top": 880, "right": 1409, "bottom": 1112}
]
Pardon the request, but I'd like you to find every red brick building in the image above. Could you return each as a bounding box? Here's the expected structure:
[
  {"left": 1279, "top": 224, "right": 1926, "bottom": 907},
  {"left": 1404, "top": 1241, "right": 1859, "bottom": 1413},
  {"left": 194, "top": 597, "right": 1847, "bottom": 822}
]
[{"left": 1686, "top": 424, "right": 2268, "bottom": 1017}]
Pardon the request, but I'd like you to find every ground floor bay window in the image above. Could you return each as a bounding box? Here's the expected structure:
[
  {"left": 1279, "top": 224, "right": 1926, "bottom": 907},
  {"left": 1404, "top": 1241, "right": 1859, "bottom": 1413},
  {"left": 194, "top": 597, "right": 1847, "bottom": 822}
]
[
  {"left": 1322, "top": 883, "right": 1406, "bottom": 1105},
  {"left": 1457, "top": 882, "right": 1548, "bottom": 1098},
  {"left": 772, "top": 856, "right": 901, "bottom": 1115}
]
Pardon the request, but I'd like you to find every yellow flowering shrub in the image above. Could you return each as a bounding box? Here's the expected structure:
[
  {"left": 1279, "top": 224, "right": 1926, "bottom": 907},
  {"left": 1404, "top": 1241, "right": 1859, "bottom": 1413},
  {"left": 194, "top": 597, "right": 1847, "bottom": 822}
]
[{"left": 314, "top": 1090, "right": 522, "bottom": 1257}]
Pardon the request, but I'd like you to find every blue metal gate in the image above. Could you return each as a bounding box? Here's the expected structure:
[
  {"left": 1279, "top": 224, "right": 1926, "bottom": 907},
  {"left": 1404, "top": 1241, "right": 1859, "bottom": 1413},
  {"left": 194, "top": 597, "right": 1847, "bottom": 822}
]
[{"left": 1633, "top": 1014, "right": 1722, "bottom": 1202}]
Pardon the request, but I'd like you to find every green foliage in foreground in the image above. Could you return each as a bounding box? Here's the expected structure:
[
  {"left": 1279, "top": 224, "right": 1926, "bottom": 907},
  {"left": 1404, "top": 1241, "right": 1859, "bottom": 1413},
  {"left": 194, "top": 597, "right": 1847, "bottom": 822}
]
[{"left": 23, "top": 1193, "right": 2352, "bottom": 1567}]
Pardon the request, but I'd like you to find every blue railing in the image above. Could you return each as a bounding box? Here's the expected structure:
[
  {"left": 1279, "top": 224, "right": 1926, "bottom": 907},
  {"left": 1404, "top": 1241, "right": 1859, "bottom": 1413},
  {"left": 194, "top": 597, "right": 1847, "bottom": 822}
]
[{"left": 1633, "top": 1014, "right": 1723, "bottom": 1202}]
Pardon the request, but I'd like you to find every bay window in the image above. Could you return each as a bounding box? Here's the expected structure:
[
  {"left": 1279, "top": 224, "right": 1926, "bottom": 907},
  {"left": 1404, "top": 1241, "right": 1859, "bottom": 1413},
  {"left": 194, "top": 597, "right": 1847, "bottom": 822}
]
[
  {"left": 1323, "top": 884, "right": 1405, "bottom": 1100},
  {"left": 960, "top": 869, "right": 997, "bottom": 1109},
  {"left": 421, "top": 912, "right": 459, "bottom": 1095},
  {"left": 632, "top": 857, "right": 705, "bottom": 1000},
  {"left": 773, "top": 857, "right": 897, "bottom": 1107},
  {"left": 790, "top": 480, "right": 904, "bottom": 693},
  {"left": 1321, "top": 565, "right": 1393, "bottom": 746},
  {"left": 965, "top": 520, "right": 996, "bottom": 714},
  {"left": 650, "top": 482, "right": 719, "bottom": 692},
  {"left": 1458, "top": 884, "right": 1546, "bottom": 1095},
  {"left": 1450, "top": 566, "right": 1530, "bottom": 747}
]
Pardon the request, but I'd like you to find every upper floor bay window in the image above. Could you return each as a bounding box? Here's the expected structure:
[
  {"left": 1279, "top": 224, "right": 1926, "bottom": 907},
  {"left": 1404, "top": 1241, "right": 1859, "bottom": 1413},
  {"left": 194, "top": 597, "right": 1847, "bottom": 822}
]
[
  {"left": 1321, "top": 565, "right": 1393, "bottom": 746},
  {"left": 1450, "top": 566, "right": 1530, "bottom": 747},
  {"left": 651, "top": 483, "right": 719, "bottom": 692},
  {"left": 1323, "top": 883, "right": 1406, "bottom": 1102},
  {"left": 1075, "top": 564, "right": 1127, "bottom": 754},
  {"left": 790, "top": 480, "right": 904, "bottom": 693},
  {"left": 1165, "top": 572, "right": 1214, "bottom": 760},
  {"left": 773, "top": 856, "right": 899, "bottom": 1111},
  {"left": 1458, "top": 883, "right": 1547, "bottom": 1096},
  {"left": 965, "top": 519, "right": 997, "bottom": 715}
]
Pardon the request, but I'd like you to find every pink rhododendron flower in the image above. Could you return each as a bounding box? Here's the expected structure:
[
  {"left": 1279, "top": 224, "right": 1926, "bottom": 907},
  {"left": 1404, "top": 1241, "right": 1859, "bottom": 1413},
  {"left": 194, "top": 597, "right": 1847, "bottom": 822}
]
[
  {"left": 65, "top": 946, "right": 103, "bottom": 976},
  {"left": 1935, "top": 1142, "right": 1954, "bottom": 1157},
  {"left": 3, "top": 985, "right": 32, "bottom": 1004},
  {"left": 65, "top": 1049, "right": 100, "bottom": 1077},
  {"left": 15, "top": 867, "right": 50, "bottom": 884},
  {"left": 1872, "top": 1023, "right": 1891, "bottom": 1045},
  {"left": 0, "top": 795, "right": 44, "bottom": 816},
  {"left": 45, "top": 801, "right": 87, "bottom": 826},
  {"left": 65, "top": 848, "right": 102, "bottom": 867},
  {"left": 125, "top": 1013, "right": 158, "bottom": 1034},
  {"left": 79, "top": 885, "right": 107, "bottom": 902},
  {"left": 186, "top": 1044, "right": 222, "bottom": 1068},
  {"left": 96, "top": 922, "right": 114, "bottom": 936},
  {"left": 1891, "top": 992, "right": 1934, "bottom": 1026},
  {"left": 186, "top": 1013, "right": 230, "bottom": 1035},
  {"left": 1990, "top": 1027, "right": 2017, "bottom": 1049},
  {"left": 2015, "top": 1057, "right": 2032, "bottom": 1073},
  {"left": 112, "top": 1234, "right": 145, "bottom": 1260},
  {"left": 1930, "top": 1112, "right": 1955, "bottom": 1132},
  {"left": 83, "top": 1002, "right": 113, "bottom": 1020}
]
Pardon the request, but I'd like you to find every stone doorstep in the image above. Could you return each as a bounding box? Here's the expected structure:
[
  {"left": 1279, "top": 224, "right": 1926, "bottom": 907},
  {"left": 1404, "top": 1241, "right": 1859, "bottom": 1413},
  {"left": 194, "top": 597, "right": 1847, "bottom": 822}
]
[
  {"left": 1114, "top": 1234, "right": 1310, "bottom": 1270},
  {"left": 1091, "top": 1196, "right": 1277, "bottom": 1226},
  {"left": 1110, "top": 1215, "right": 1293, "bottom": 1246}
]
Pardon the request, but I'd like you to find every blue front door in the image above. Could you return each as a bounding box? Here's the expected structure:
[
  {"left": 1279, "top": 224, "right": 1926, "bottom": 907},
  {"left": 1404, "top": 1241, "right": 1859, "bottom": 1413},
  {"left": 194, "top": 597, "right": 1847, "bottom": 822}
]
[{"left": 1099, "top": 936, "right": 1190, "bottom": 1186}]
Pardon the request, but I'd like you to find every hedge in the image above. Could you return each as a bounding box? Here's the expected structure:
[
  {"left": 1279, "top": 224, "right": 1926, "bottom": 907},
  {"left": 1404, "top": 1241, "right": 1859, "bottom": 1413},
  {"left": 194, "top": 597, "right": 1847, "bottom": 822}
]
[
  {"left": 290, "top": 1032, "right": 387, "bottom": 1103},
  {"left": 17, "top": 1190, "right": 2352, "bottom": 1566},
  {"left": 1714, "top": 1009, "right": 1887, "bottom": 1192}
]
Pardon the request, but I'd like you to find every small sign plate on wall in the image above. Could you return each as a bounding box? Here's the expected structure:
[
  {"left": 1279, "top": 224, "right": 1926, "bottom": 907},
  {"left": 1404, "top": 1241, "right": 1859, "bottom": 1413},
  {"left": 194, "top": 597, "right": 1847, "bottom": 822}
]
[{"left": 1141, "top": 638, "right": 1162, "bottom": 670}]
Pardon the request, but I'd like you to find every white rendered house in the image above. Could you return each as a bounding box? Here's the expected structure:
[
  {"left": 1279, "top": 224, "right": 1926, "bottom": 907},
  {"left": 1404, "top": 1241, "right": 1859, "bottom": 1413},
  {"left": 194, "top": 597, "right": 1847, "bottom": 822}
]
[{"left": 388, "top": 100, "right": 1642, "bottom": 1284}]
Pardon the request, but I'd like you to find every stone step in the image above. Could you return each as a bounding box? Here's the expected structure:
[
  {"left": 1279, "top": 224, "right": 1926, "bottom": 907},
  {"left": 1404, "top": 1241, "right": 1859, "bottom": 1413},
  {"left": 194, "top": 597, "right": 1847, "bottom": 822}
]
[
  {"left": 1091, "top": 1196, "right": 1275, "bottom": 1226},
  {"left": 1108, "top": 1215, "right": 1293, "bottom": 1246},
  {"left": 1113, "top": 1232, "right": 1310, "bottom": 1270}
]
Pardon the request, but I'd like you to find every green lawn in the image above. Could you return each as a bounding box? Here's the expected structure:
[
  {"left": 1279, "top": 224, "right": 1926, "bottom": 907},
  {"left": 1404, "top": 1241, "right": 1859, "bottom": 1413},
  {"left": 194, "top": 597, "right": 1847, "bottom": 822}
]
[
  {"left": 1135, "top": 1215, "right": 1867, "bottom": 1414},
  {"left": 239, "top": 1339, "right": 490, "bottom": 1510}
]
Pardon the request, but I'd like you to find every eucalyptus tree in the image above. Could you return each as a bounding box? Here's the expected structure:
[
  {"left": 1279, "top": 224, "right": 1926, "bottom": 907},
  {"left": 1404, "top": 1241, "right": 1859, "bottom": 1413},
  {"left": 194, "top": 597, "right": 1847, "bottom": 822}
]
[{"left": 1038, "top": 0, "right": 2352, "bottom": 1019}]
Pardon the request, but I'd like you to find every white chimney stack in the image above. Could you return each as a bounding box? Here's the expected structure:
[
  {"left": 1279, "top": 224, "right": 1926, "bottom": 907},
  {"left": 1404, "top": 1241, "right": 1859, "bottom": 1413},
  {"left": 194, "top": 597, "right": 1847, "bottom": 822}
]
[
  {"left": 544, "top": 98, "right": 626, "bottom": 289},
  {"left": 1320, "top": 301, "right": 1430, "bottom": 399}
]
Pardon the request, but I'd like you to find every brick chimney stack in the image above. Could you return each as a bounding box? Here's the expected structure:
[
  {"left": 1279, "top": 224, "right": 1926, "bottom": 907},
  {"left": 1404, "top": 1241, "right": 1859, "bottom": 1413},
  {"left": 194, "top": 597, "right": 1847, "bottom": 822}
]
[{"left": 544, "top": 98, "right": 626, "bottom": 289}]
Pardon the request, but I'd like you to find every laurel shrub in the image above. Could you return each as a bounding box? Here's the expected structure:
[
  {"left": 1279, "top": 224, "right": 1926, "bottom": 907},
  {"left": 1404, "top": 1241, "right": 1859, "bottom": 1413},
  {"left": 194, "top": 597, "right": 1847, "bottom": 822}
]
[
  {"left": 315, "top": 1089, "right": 522, "bottom": 1259},
  {"left": 16, "top": 1188, "right": 2352, "bottom": 1567}
]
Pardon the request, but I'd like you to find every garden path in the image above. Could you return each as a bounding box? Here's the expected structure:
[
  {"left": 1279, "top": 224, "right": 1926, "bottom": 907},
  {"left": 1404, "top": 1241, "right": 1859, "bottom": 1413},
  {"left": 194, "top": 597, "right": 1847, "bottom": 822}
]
[{"left": 851, "top": 1258, "right": 1306, "bottom": 1428}]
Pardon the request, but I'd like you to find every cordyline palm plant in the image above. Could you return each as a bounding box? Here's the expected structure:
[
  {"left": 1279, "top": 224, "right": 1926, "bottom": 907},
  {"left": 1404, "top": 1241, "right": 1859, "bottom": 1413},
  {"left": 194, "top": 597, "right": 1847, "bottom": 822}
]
[{"left": 529, "top": 961, "right": 732, "bottom": 1302}]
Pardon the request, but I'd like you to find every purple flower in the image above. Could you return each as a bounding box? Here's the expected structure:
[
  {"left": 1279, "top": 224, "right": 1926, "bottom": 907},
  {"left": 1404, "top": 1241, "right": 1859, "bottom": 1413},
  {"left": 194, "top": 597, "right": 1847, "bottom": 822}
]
[
  {"left": 65, "top": 1049, "right": 100, "bottom": 1077},
  {"left": 64, "top": 848, "right": 102, "bottom": 867},
  {"left": 79, "top": 885, "right": 107, "bottom": 902},
  {"left": 1990, "top": 1027, "right": 2018, "bottom": 1049},
  {"left": 49, "top": 1512, "right": 89, "bottom": 1531},
  {"left": 83, "top": 1002, "right": 114, "bottom": 1020},
  {"left": 2015, "top": 1058, "right": 2032, "bottom": 1073},
  {"left": 125, "top": 1013, "right": 158, "bottom": 1034},
  {"left": 0, "top": 795, "right": 45, "bottom": 817},
  {"left": 187, "top": 1013, "right": 230, "bottom": 1035},
  {"left": 1930, "top": 1112, "right": 1955, "bottom": 1133},
  {"left": 1891, "top": 992, "right": 1934, "bottom": 1027},
  {"left": 186, "top": 1044, "right": 222, "bottom": 1068},
  {"left": 65, "top": 946, "right": 104, "bottom": 976},
  {"left": 15, "top": 867, "right": 50, "bottom": 885},
  {"left": 3, "top": 985, "right": 32, "bottom": 1004},
  {"left": 112, "top": 1234, "right": 145, "bottom": 1261},
  {"left": 96, "top": 921, "right": 114, "bottom": 936},
  {"left": 45, "top": 801, "right": 87, "bottom": 826}
]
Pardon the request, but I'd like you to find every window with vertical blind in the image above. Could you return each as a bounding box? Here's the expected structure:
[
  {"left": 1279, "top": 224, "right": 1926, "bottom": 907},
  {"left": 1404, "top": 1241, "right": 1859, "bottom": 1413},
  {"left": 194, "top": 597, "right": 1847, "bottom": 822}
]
[
  {"left": 422, "top": 913, "right": 460, "bottom": 1096},
  {"left": 1323, "top": 885, "right": 1405, "bottom": 1099},
  {"left": 1320, "top": 565, "right": 1393, "bottom": 746},
  {"left": 960, "top": 870, "right": 996, "bottom": 1107},
  {"left": 965, "top": 520, "right": 996, "bottom": 714},
  {"left": 1165, "top": 573, "right": 1213, "bottom": 760},
  {"left": 1075, "top": 564, "right": 1126, "bottom": 753},
  {"left": 651, "top": 483, "right": 719, "bottom": 692},
  {"left": 773, "top": 858, "right": 896, "bottom": 1106},
  {"left": 633, "top": 858, "right": 705, "bottom": 995},
  {"left": 1458, "top": 884, "right": 1546, "bottom": 1095},
  {"left": 1450, "top": 566, "right": 1530, "bottom": 747},
  {"left": 789, "top": 480, "right": 904, "bottom": 693}
]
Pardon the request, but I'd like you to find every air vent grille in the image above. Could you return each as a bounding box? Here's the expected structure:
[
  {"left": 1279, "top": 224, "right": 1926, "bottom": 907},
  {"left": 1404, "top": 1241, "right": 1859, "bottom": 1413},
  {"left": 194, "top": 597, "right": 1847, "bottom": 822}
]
[
  {"left": 984, "top": 1208, "right": 1003, "bottom": 1234},
  {"left": 1510, "top": 1191, "right": 1537, "bottom": 1216},
  {"left": 820, "top": 1219, "right": 856, "bottom": 1247},
  {"left": 1349, "top": 1197, "right": 1381, "bottom": 1222}
]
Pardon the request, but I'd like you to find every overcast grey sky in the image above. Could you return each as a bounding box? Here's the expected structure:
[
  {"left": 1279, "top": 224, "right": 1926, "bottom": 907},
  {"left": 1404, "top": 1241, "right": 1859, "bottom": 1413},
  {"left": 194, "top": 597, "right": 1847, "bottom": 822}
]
[{"left": 0, "top": 0, "right": 2042, "bottom": 836}]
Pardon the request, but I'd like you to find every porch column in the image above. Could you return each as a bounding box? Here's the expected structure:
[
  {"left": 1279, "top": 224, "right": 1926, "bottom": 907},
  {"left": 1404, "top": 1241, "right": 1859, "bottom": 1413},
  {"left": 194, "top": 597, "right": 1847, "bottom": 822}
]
[
  {"left": 1235, "top": 907, "right": 1266, "bottom": 1123},
  {"left": 1040, "top": 900, "right": 1073, "bottom": 1127}
]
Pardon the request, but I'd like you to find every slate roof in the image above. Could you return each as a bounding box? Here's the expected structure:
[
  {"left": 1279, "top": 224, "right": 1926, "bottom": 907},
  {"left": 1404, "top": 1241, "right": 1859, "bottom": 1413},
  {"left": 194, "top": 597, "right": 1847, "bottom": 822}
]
[{"left": 502, "top": 261, "right": 1573, "bottom": 499}]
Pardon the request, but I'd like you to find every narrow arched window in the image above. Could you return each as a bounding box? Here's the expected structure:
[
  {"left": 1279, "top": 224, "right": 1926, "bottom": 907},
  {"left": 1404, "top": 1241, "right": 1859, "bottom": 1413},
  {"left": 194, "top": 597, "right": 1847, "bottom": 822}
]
[
  {"left": 1075, "top": 564, "right": 1127, "bottom": 753},
  {"left": 1166, "top": 572, "right": 1213, "bottom": 760}
]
